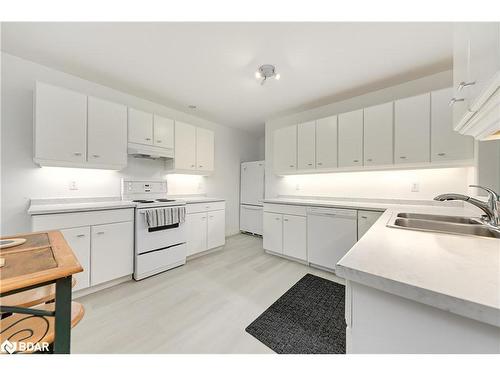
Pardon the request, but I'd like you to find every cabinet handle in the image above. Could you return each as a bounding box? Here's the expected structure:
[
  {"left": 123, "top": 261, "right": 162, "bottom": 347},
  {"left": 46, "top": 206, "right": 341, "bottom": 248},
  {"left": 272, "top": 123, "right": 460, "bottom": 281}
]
[
  {"left": 458, "top": 81, "right": 475, "bottom": 91},
  {"left": 317, "top": 162, "right": 323, "bottom": 166},
  {"left": 366, "top": 158, "right": 373, "bottom": 162},
  {"left": 96, "top": 231, "right": 105, "bottom": 235},
  {"left": 73, "top": 152, "right": 82, "bottom": 156},
  {"left": 399, "top": 156, "right": 407, "bottom": 159},
  {"left": 199, "top": 165, "right": 203, "bottom": 168},
  {"left": 145, "top": 137, "right": 152, "bottom": 141},
  {"left": 76, "top": 234, "right": 86, "bottom": 238},
  {"left": 284, "top": 218, "right": 289, "bottom": 222},
  {"left": 209, "top": 215, "right": 214, "bottom": 218},
  {"left": 360, "top": 216, "right": 367, "bottom": 219},
  {"left": 191, "top": 164, "right": 195, "bottom": 168},
  {"left": 289, "top": 165, "right": 295, "bottom": 168},
  {"left": 92, "top": 154, "right": 100, "bottom": 158},
  {"left": 437, "top": 152, "right": 446, "bottom": 156},
  {"left": 307, "top": 163, "right": 313, "bottom": 166},
  {"left": 449, "top": 97, "right": 465, "bottom": 106},
  {"left": 275, "top": 217, "right": 280, "bottom": 221},
  {"left": 353, "top": 159, "right": 359, "bottom": 163},
  {"left": 156, "top": 140, "right": 162, "bottom": 143}
]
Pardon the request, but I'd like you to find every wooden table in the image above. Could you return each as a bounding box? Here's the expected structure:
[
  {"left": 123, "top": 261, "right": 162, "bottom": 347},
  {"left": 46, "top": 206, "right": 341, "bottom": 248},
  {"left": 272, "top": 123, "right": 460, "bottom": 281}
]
[{"left": 0, "top": 231, "right": 82, "bottom": 353}]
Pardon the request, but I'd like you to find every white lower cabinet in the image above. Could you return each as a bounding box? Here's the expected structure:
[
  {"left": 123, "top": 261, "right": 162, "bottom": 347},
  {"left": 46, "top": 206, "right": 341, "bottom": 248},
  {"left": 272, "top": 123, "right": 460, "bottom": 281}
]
[
  {"left": 207, "top": 210, "right": 225, "bottom": 249},
  {"left": 186, "top": 202, "right": 226, "bottom": 257},
  {"left": 186, "top": 212, "right": 208, "bottom": 256},
  {"left": 60, "top": 227, "right": 91, "bottom": 291},
  {"left": 263, "top": 212, "right": 283, "bottom": 254},
  {"left": 263, "top": 204, "right": 307, "bottom": 260},
  {"left": 91, "top": 221, "right": 134, "bottom": 286},
  {"left": 282, "top": 215, "right": 307, "bottom": 261},
  {"left": 357, "top": 210, "right": 383, "bottom": 240},
  {"left": 31, "top": 208, "right": 134, "bottom": 292}
]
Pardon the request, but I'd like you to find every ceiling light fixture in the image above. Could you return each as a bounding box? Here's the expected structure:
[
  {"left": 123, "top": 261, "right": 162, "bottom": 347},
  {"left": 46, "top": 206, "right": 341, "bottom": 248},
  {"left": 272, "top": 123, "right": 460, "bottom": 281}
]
[{"left": 255, "top": 64, "right": 280, "bottom": 85}]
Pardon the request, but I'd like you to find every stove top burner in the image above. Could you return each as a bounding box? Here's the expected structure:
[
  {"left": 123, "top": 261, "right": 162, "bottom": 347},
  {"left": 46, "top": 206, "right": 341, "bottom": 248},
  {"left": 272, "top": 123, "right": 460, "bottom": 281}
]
[
  {"left": 155, "top": 199, "right": 176, "bottom": 202},
  {"left": 133, "top": 199, "right": 155, "bottom": 203}
]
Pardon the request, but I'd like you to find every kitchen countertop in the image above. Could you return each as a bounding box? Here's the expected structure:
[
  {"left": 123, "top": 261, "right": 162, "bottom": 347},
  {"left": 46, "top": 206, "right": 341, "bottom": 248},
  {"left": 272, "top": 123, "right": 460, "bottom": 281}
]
[
  {"left": 28, "top": 196, "right": 225, "bottom": 215},
  {"left": 264, "top": 197, "right": 500, "bottom": 327}
]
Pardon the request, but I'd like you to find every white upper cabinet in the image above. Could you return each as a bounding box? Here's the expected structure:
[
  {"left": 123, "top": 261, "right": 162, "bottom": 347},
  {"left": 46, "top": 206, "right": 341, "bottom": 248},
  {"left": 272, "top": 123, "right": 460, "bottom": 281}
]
[
  {"left": 196, "top": 127, "right": 215, "bottom": 172},
  {"left": 35, "top": 82, "right": 87, "bottom": 164},
  {"left": 338, "top": 109, "right": 363, "bottom": 167},
  {"left": 87, "top": 96, "right": 127, "bottom": 167},
  {"left": 173, "top": 121, "right": 196, "bottom": 170},
  {"left": 431, "top": 88, "right": 474, "bottom": 162},
  {"left": 273, "top": 125, "right": 297, "bottom": 173},
  {"left": 297, "top": 121, "right": 316, "bottom": 170},
  {"left": 316, "top": 115, "right": 338, "bottom": 169},
  {"left": 363, "top": 102, "right": 394, "bottom": 166},
  {"left": 452, "top": 23, "right": 500, "bottom": 140},
  {"left": 128, "top": 108, "right": 153, "bottom": 145},
  {"left": 468, "top": 23, "right": 500, "bottom": 108},
  {"left": 394, "top": 93, "right": 431, "bottom": 164},
  {"left": 153, "top": 115, "right": 174, "bottom": 149},
  {"left": 166, "top": 122, "right": 215, "bottom": 174}
]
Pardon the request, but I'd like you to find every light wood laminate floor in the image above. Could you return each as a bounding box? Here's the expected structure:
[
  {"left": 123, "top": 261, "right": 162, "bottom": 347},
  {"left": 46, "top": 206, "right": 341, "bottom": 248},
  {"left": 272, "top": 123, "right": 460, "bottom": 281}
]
[{"left": 73, "top": 234, "right": 344, "bottom": 353}]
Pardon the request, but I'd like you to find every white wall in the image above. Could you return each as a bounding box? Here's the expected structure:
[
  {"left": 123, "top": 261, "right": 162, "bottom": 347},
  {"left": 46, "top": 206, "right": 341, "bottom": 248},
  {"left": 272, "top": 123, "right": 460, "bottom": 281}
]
[
  {"left": 0, "top": 53, "right": 260, "bottom": 235},
  {"left": 264, "top": 70, "right": 477, "bottom": 200}
]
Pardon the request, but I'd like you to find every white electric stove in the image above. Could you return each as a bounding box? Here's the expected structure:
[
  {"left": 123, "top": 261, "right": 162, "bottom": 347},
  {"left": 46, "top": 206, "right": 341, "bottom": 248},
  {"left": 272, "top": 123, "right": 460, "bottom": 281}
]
[{"left": 122, "top": 179, "right": 187, "bottom": 280}]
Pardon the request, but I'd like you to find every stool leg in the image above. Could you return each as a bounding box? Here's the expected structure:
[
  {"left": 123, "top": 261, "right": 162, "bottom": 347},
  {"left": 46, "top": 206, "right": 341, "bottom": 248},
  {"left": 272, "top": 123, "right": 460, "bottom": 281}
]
[{"left": 53, "top": 276, "right": 72, "bottom": 354}]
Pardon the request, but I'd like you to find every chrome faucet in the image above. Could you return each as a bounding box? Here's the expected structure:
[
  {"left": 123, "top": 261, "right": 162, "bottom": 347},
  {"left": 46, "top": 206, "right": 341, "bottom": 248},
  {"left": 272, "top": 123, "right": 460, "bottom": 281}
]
[{"left": 434, "top": 185, "right": 499, "bottom": 228}]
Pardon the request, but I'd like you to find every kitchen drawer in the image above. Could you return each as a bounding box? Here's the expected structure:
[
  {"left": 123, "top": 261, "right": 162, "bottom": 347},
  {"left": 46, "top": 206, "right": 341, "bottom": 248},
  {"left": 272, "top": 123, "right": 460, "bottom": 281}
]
[
  {"left": 263, "top": 203, "right": 307, "bottom": 216},
  {"left": 32, "top": 208, "right": 134, "bottom": 231},
  {"left": 135, "top": 243, "right": 186, "bottom": 279},
  {"left": 186, "top": 201, "right": 225, "bottom": 214}
]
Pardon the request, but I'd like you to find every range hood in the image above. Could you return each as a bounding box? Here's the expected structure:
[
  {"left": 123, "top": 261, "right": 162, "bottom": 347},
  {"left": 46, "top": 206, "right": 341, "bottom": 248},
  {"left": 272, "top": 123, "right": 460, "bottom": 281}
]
[{"left": 127, "top": 142, "right": 174, "bottom": 159}]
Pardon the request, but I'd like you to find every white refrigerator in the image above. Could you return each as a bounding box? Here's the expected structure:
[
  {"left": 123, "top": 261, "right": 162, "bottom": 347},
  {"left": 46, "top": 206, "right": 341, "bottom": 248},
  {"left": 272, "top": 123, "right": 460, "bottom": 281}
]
[{"left": 240, "top": 161, "right": 265, "bottom": 235}]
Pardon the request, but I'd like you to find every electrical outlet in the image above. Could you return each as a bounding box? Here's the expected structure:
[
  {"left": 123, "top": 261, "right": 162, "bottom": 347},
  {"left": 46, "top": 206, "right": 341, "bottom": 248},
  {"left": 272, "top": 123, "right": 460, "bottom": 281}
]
[
  {"left": 68, "top": 180, "right": 78, "bottom": 191},
  {"left": 295, "top": 184, "right": 301, "bottom": 191},
  {"left": 411, "top": 182, "right": 420, "bottom": 192}
]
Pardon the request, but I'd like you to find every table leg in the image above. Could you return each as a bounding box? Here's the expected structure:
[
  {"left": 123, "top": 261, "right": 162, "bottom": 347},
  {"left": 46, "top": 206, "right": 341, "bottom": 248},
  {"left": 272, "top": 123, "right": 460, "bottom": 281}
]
[{"left": 54, "top": 276, "right": 72, "bottom": 354}]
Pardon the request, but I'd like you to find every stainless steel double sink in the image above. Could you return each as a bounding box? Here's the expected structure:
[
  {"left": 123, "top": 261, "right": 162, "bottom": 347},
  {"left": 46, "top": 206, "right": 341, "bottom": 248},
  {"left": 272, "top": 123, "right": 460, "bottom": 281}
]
[{"left": 388, "top": 212, "right": 500, "bottom": 239}]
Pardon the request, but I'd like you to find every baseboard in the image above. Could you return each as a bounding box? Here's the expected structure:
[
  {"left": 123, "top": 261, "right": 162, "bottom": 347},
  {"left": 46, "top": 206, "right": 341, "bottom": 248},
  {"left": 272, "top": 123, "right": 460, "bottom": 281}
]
[{"left": 73, "top": 275, "right": 132, "bottom": 299}]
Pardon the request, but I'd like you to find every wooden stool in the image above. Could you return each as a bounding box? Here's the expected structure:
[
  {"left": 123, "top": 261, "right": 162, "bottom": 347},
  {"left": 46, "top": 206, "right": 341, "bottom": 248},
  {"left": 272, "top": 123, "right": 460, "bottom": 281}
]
[{"left": 0, "top": 301, "right": 84, "bottom": 354}]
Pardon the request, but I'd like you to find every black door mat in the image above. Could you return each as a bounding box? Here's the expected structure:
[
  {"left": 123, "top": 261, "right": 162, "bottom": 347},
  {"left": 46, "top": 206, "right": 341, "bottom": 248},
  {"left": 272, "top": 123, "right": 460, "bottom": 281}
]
[{"left": 245, "top": 273, "right": 346, "bottom": 354}]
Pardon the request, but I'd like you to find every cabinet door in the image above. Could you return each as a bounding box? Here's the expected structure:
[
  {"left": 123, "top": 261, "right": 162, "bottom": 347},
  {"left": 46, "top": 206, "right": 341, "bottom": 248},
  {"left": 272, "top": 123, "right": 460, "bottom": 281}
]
[
  {"left": 297, "top": 121, "right": 316, "bottom": 170},
  {"left": 283, "top": 215, "right": 307, "bottom": 261},
  {"left": 153, "top": 115, "right": 174, "bottom": 149},
  {"left": 263, "top": 212, "right": 283, "bottom": 253},
  {"left": 196, "top": 127, "right": 215, "bottom": 171},
  {"left": 87, "top": 96, "right": 127, "bottom": 167},
  {"left": 357, "top": 210, "right": 383, "bottom": 240},
  {"left": 61, "top": 227, "right": 91, "bottom": 291},
  {"left": 186, "top": 212, "right": 208, "bottom": 256},
  {"left": 316, "top": 115, "right": 338, "bottom": 169},
  {"left": 91, "top": 221, "right": 134, "bottom": 286},
  {"left": 273, "top": 125, "right": 297, "bottom": 173},
  {"left": 364, "top": 102, "right": 394, "bottom": 166},
  {"left": 469, "top": 23, "right": 500, "bottom": 106},
  {"left": 174, "top": 121, "right": 197, "bottom": 170},
  {"left": 35, "top": 82, "right": 87, "bottom": 163},
  {"left": 394, "top": 93, "right": 430, "bottom": 164},
  {"left": 128, "top": 108, "right": 153, "bottom": 145},
  {"left": 431, "top": 88, "right": 474, "bottom": 162},
  {"left": 338, "top": 109, "right": 363, "bottom": 167},
  {"left": 452, "top": 23, "right": 473, "bottom": 128},
  {"left": 207, "top": 210, "right": 225, "bottom": 249}
]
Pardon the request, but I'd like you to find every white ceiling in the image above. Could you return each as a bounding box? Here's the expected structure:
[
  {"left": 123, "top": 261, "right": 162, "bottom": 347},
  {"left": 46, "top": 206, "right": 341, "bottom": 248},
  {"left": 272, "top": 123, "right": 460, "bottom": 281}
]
[{"left": 1, "top": 22, "right": 453, "bottom": 136}]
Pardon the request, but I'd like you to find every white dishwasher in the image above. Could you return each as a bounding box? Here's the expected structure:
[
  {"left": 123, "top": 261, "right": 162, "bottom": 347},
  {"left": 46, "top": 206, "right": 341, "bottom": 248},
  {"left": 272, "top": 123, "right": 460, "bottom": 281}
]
[{"left": 307, "top": 207, "right": 357, "bottom": 272}]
